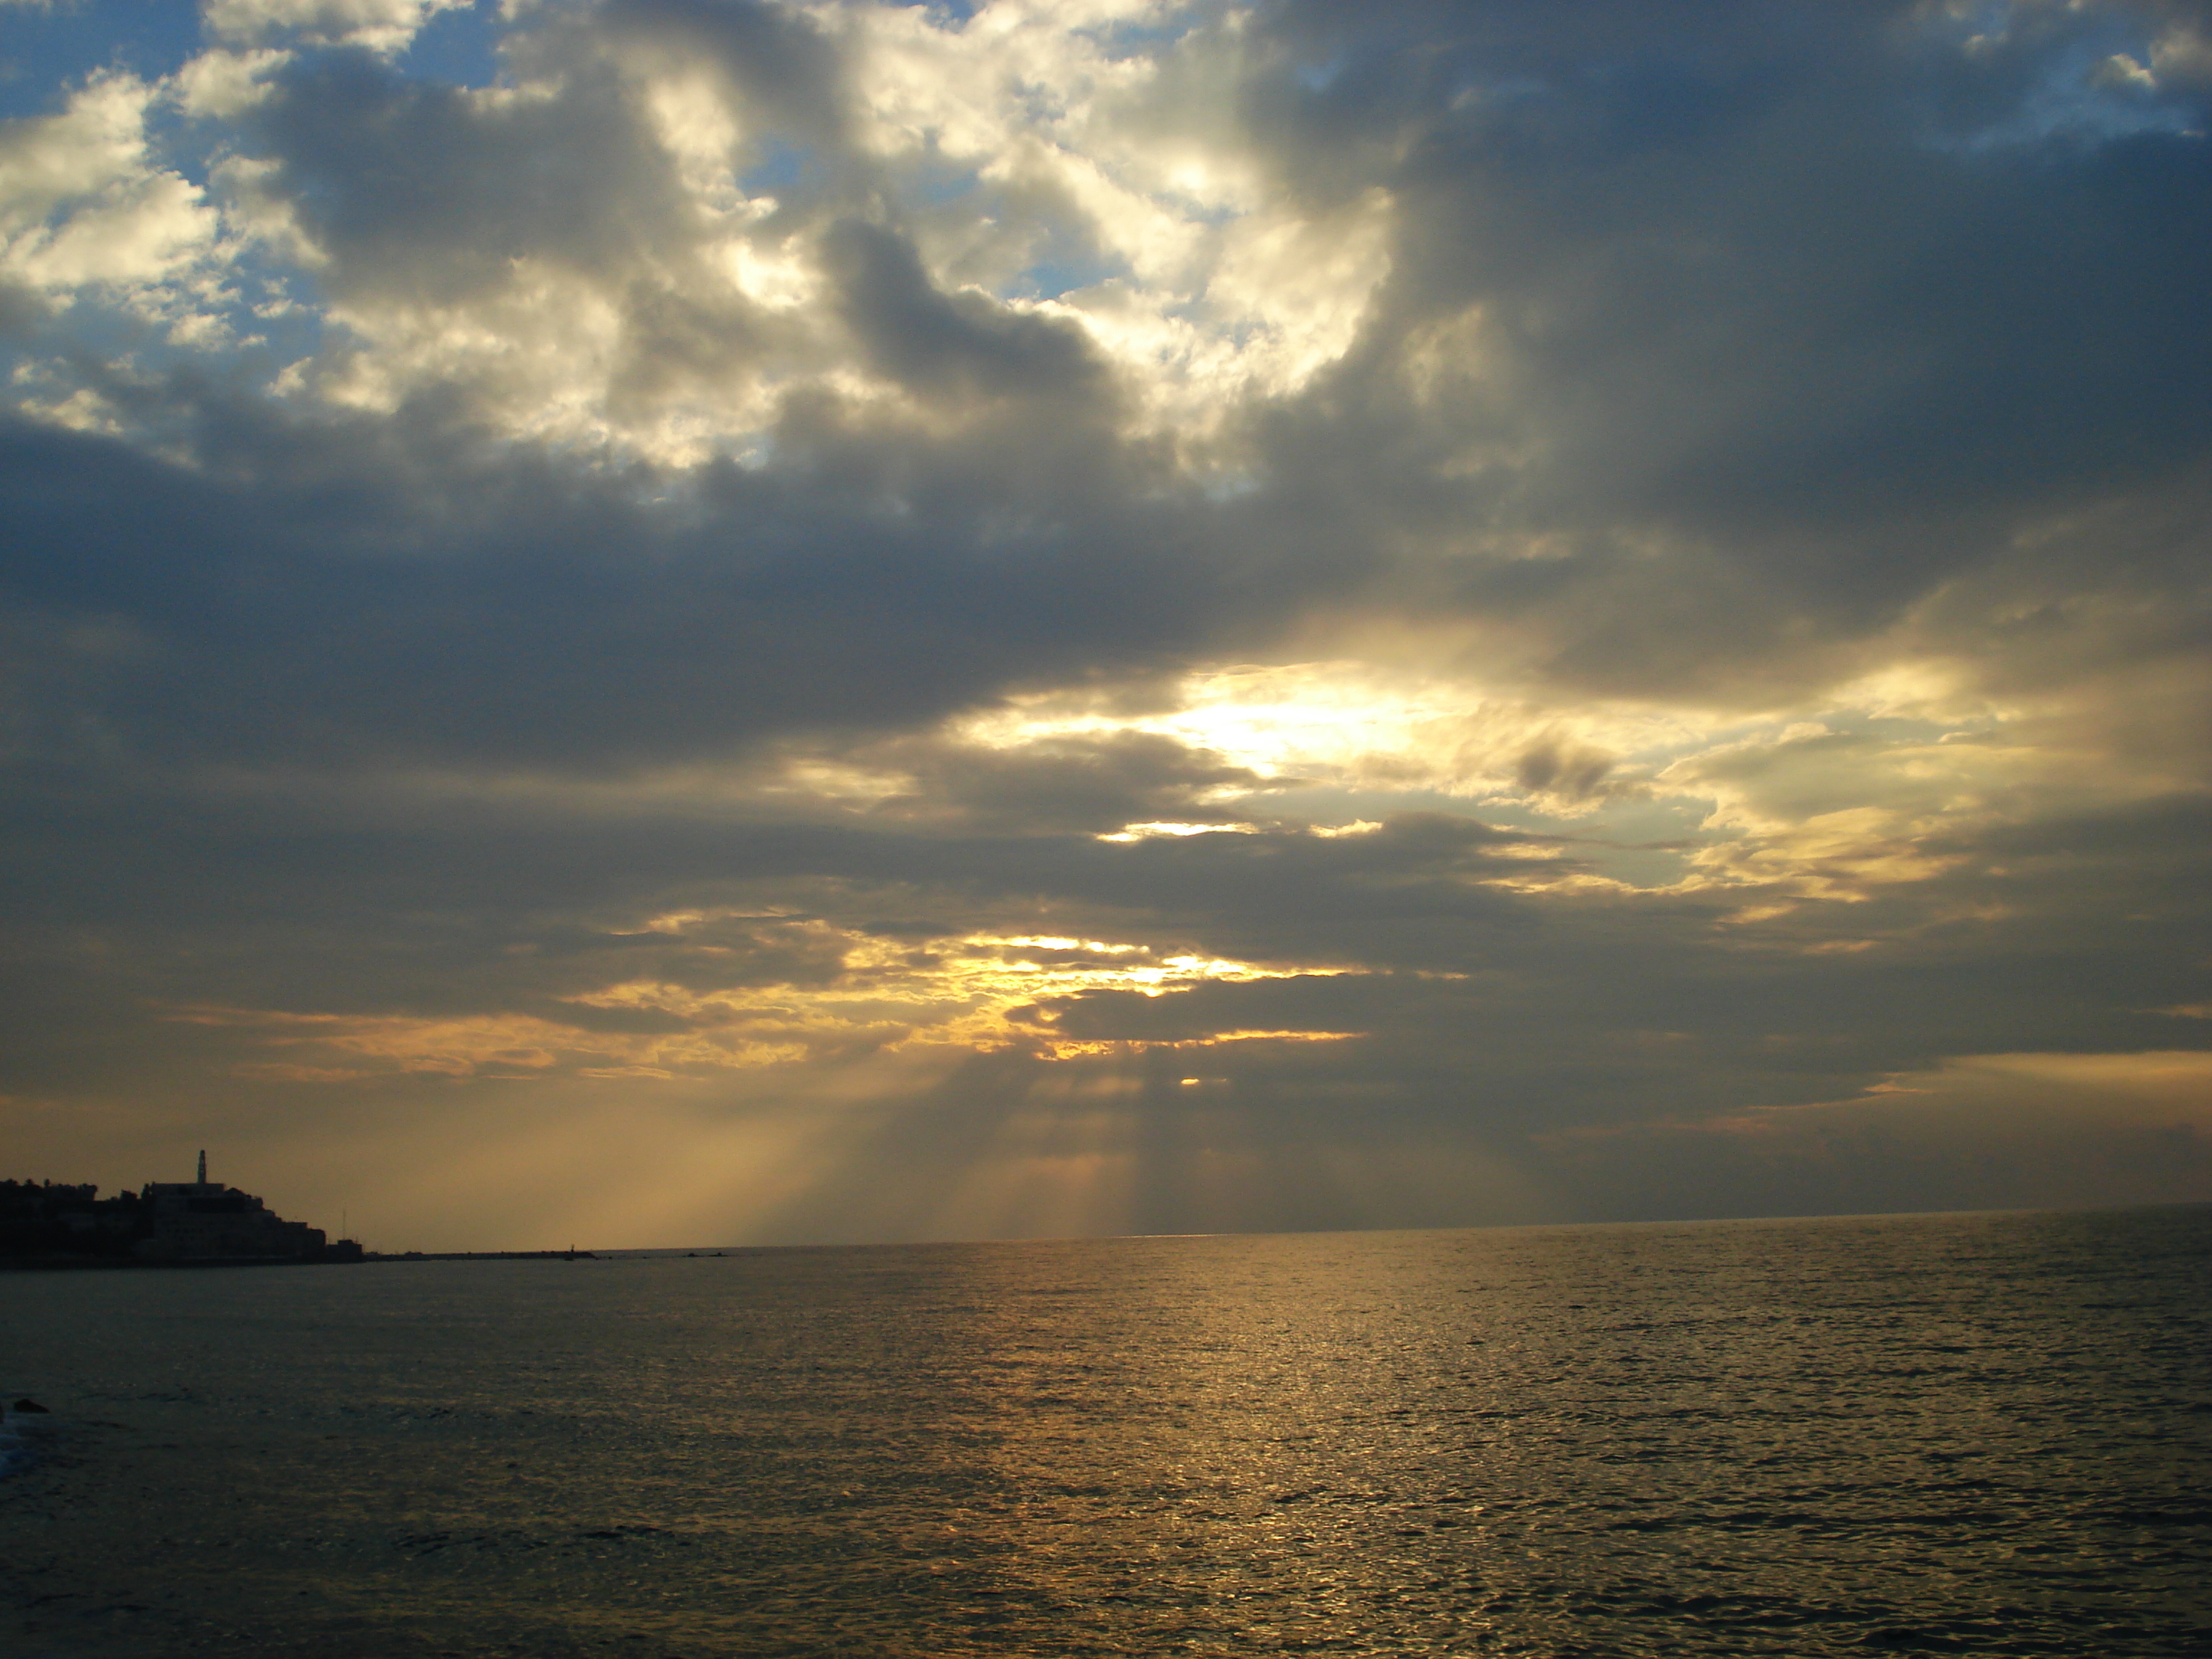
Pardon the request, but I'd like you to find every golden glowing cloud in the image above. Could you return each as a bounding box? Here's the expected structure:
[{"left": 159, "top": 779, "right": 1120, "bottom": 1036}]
[{"left": 170, "top": 918, "right": 1367, "bottom": 1086}]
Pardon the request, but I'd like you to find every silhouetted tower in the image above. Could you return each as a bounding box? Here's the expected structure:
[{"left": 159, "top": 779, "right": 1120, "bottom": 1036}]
[{"left": 197, "top": 1149, "right": 207, "bottom": 1187}]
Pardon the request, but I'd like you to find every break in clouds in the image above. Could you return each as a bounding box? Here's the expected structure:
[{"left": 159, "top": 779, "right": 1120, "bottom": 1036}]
[{"left": 2, "top": 0, "right": 2208, "bottom": 1247}]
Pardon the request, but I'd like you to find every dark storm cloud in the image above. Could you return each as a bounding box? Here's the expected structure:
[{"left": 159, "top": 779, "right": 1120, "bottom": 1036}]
[
  {"left": 597, "top": 0, "right": 852, "bottom": 150},
  {"left": 243, "top": 49, "right": 685, "bottom": 305},
  {"left": 9, "top": 0, "right": 2204, "bottom": 766},
  {"left": 865, "top": 730, "right": 1269, "bottom": 832},
  {"left": 231, "top": 0, "right": 858, "bottom": 297},
  {"left": 1513, "top": 734, "right": 1618, "bottom": 801},
  {"left": 823, "top": 219, "right": 1111, "bottom": 404},
  {"left": 0, "top": 400, "right": 1288, "bottom": 768},
  {"left": 1247, "top": 0, "right": 2212, "bottom": 687}
]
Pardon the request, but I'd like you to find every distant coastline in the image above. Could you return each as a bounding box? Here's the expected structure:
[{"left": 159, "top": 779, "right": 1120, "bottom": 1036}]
[
  {"left": 349, "top": 1249, "right": 601, "bottom": 1264},
  {"left": 3, "top": 1162, "right": 619, "bottom": 1270},
  {"left": 1, "top": 1155, "right": 365, "bottom": 1269},
  {"left": 0, "top": 1248, "right": 601, "bottom": 1271}
]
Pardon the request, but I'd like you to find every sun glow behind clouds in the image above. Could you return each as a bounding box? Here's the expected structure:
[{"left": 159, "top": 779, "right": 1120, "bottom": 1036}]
[
  {"left": 950, "top": 660, "right": 1797, "bottom": 828},
  {"left": 172, "top": 922, "right": 1366, "bottom": 1086},
  {"left": 958, "top": 662, "right": 1666, "bottom": 790},
  {"left": 1095, "top": 820, "right": 1260, "bottom": 840},
  {"left": 938, "top": 644, "right": 2161, "bottom": 894}
]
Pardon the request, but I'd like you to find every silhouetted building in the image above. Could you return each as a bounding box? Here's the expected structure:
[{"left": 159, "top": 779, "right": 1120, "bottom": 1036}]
[
  {"left": 0, "top": 1179, "right": 141, "bottom": 1258},
  {"left": 4, "top": 1156, "right": 359, "bottom": 1264},
  {"left": 135, "top": 1151, "right": 329, "bottom": 1263}
]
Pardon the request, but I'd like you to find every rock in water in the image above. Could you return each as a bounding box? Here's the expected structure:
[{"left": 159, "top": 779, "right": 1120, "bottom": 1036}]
[{"left": 9, "top": 1398, "right": 50, "bottom": 1413}]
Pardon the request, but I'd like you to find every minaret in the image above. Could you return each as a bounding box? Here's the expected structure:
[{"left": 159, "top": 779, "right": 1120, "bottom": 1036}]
[{"left": 197, "top": 1149, "right": 207, "bottom": 1187}]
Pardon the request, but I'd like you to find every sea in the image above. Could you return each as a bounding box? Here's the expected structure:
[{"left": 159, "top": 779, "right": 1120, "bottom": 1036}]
[{"left": 3, "top": 1205, "right": 2208, "bottom": 1658}]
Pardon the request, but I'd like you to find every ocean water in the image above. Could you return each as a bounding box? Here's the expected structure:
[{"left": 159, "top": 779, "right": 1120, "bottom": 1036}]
[{"left": 3, "top": 1206, "right": 2208, "bottom": 1658}]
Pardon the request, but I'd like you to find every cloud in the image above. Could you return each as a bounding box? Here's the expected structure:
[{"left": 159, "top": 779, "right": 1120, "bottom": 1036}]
[
  {"left": 0, "top": 71, "right": 222, "bottom": 297},
  {"left": 823, "top": 216, "right": 1111, "bottom": 405},
  {"left": 859, "top": 728, "right": 1269, "bottom": 833},
  {"left": 0, "top": 0, "right": 2206, "bottom": 1241},
  {"left": 203, "top": 0, "right": 470, "bottom": 54}
]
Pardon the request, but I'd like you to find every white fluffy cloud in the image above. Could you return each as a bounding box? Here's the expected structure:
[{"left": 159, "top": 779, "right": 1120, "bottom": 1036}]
[
  {"left": 0, "top": 72, "right": 221, "bottom": 295},
  {"left": 202, "top": 0, "right": 471, "bottom": 53}
]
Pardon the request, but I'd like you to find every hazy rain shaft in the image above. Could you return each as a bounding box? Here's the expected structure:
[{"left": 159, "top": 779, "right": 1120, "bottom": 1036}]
[{"left": 4, "top": 0, "right": 2211, "bottom": 1246}]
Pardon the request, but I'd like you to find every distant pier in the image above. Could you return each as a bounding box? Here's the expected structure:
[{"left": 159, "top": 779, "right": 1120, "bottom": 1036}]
[{"left": 363, "top": 1249, "right": 600, "bottom": 1262}]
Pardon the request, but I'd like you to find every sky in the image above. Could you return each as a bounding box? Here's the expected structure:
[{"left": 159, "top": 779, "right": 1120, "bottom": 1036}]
[{"left": 2, "top": 0, "right": 2208, "bottom": 1251}]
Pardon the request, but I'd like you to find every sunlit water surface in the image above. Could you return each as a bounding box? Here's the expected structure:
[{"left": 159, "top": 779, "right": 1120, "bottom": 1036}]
[{"left": 3, "top": 1207, "right": 2208, "bottom": 1657}]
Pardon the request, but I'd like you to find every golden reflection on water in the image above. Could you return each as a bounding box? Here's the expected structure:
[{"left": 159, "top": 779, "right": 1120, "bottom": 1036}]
[{"left": 4, "top": 1209, "right": 2209, "bottom": 1655}]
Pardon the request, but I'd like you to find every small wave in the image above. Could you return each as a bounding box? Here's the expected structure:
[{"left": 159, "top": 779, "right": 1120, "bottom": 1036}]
[{"left": 0, "top": 1416, "right": 33, "bottom": 1479}]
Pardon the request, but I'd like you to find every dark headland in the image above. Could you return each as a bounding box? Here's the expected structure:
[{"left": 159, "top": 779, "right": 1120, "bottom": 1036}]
[
  {"left": 1, "top": 1153, "right": 356, "bottom": 1268},
  {"left": 2, "top": 1153, "right": 603, "bottom": 1269}
]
